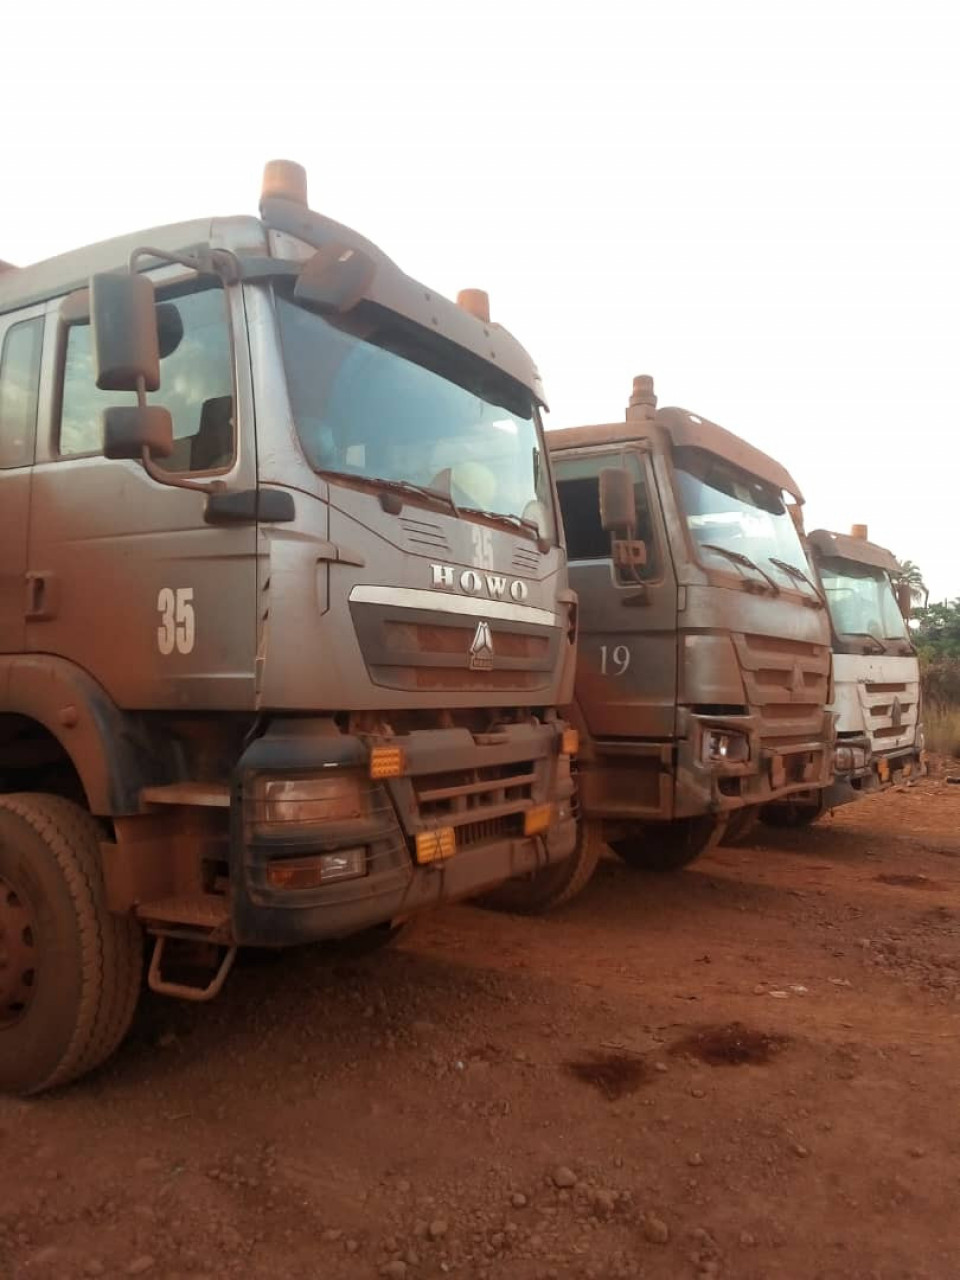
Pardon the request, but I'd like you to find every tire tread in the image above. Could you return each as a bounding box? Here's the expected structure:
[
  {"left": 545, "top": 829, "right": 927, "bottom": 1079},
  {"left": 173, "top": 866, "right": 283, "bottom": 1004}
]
[{"left": 0, "top": 793, "right": 142, "bottom": 1094}]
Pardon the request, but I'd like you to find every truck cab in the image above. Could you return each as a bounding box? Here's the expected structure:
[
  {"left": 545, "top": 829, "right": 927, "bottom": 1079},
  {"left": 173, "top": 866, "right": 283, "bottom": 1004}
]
[
  {"left": 549, "top": 376, "right": 834, "bottom": 871},
  {"left": 806, "top": 526, "right": 926, "bottom": 809},
  {"left": 0, "top": 162, "right": 580, "bottom": 1093}
]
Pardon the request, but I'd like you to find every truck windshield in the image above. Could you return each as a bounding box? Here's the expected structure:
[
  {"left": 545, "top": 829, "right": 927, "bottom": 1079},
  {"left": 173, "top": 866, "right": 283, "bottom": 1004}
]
[
  {"left": 673, "top": 446, "right": 808, "bottom": 585},
  {"left": 818, "top": 560, "right": 909, "bottom": 643},
  {"left": 276, "top": 296, "right": 555, "bottom": 540}
]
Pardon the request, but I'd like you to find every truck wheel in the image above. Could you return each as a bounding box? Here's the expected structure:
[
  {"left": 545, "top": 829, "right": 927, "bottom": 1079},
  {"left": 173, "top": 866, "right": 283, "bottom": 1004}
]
[
  {"left": 0, "top": 794, "right": 143, "bottom": 1096},
  {"left": 759, "top": 798, "right": 823, "bottom": 829},
  {"left": 609, "top": 815, "right": 727, "bottom": 873},
  {"left": 723, "top": 806, "right": 761, "bottom": 845},
  {"left": 477, "top": 820, "right": 603, "bottom": 915}
]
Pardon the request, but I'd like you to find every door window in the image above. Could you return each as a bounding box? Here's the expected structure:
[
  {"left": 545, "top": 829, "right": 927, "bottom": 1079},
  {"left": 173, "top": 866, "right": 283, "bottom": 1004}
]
[
  {"left": 0, "top": 317, "right": 43, "bottom": 469},
  {"left": 555, "top": 452, "right": 661, "bottom": 583},
  {"left": 58, "top": 283, "right": 234, "bottom": 472}
]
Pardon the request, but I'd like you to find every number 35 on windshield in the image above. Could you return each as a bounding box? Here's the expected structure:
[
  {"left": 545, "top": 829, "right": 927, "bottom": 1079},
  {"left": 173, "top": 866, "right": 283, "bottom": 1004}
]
[{"left": 599, "top": 644, "right": 631, "bottom": 676}]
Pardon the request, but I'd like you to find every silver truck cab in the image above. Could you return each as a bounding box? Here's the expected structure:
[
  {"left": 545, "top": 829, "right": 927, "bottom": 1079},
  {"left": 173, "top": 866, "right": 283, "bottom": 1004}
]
[
  {"left": 549, "top": 376, "right": 834, "bottom": 871},
  {"left": 0, "top": 162, "right": 579, "bottom": 1093}
]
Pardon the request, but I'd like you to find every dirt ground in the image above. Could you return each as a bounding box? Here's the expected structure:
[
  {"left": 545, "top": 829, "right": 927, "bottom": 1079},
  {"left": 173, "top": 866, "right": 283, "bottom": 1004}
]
[{"left": 2, "top": 768, "right": 960, "bottom": 1280}]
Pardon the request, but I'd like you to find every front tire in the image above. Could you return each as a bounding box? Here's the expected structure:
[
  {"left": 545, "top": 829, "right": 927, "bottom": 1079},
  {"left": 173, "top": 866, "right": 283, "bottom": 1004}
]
[
  {"left": 609, "top": 814, "right": 727, "bottom": 873},
  {"left": 759, "top": 797, "right": 823, "bottom": 828},
  {"left": 0, "top": 794, "right": 143, "bottom": 1096},
  {"left": 477, "top": 820, "right": 603, "bottom": 914}
]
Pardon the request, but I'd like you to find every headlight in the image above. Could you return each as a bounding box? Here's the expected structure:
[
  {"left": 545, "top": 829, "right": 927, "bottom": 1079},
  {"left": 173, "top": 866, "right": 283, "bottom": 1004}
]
[
  {"left": 267, "top": 848, "right": 367, "bottom": 889},
  {"left": 701, "top": 729, "right": 750, "bottom": 764},
  {"left": 835, "top": 746, "right": 867, "bottom": 773},
  {"left": 253, "top": 770, "right": 367, "bottom": 834}
]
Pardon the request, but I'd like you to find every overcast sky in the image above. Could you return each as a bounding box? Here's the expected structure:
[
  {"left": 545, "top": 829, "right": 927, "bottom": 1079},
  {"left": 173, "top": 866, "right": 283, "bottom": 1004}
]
[{"left": 4, "top": 0, "right": 957, "bottom": 600}]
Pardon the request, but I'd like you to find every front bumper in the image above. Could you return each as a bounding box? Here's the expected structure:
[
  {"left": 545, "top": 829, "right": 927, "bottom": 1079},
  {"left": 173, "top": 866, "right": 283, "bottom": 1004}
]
[
  {"left": 675, "top": 710, "right": 832, "bottom": 820},
  {"left": 824, "top": 741, "right": 928, "bottom": 810},
  {"left": 574, "top": 709, "right": 832, "bottom": 824},
  {"left": 229, "top": 718, "right": 576, "bottom": 946}
]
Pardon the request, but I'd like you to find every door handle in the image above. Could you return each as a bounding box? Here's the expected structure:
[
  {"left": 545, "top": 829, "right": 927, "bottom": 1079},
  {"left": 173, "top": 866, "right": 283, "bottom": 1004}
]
[{"left": 25, "top": 572, "right": 59, "bottom": 621}]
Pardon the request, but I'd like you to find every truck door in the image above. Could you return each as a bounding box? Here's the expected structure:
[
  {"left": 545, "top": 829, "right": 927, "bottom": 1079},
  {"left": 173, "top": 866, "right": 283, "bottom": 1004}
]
[
  {"left": 555, "top": 448, "right": 678, "bottom": 739},
  {"left": 0, "top": 308, "right": 44, "bottom": 654},
  {"left": 26, "top": 274, "right": 259, "bottom": 712}
]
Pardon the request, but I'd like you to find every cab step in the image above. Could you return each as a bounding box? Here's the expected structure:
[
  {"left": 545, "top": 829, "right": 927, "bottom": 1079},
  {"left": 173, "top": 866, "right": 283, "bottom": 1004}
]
[
  {"left": 136, "top": 893, "right": 231, "bottom": 937},
  {"left": 147, "top": 934, "right": 237, "bottom": 1002}
]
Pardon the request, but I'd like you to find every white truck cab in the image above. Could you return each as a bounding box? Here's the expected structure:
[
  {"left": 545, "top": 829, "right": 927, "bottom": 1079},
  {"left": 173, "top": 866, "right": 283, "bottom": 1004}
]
[{"left": 810, "top": 525, "right": 926, "bottom": 806}]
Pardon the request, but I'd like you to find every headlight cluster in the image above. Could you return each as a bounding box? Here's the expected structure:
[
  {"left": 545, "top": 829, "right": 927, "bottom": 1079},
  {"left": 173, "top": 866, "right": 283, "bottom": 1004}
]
[
  {"left": 834, "top": 745, "right": 868, "bottom": 773},
  {"left": 253, "top": 771, "right": 366, "bottom": 833},
  {"left": 252, "top": 771, "right": 369, "bottom": 888},
  {"left": 702, "top": 729, "right": 750, "bottom": 764}
]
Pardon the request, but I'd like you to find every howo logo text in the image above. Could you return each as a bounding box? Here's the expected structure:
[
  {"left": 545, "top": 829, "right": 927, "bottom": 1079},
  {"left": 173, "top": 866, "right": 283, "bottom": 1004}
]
[{"left": 430, "top": 563, "right": 529, "bottom": 602}]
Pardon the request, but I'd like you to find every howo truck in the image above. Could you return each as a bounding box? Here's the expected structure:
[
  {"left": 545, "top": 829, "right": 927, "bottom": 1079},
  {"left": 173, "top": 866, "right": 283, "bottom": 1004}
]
[
  {"left": 548, "top": 376, "right": 833, "bottom": 871},
  {"left": 765, "top": 524, "right": 925, "bottom": 825},
  {"left": 0, "top": 161, "right": 581, "bottom": 1094}
]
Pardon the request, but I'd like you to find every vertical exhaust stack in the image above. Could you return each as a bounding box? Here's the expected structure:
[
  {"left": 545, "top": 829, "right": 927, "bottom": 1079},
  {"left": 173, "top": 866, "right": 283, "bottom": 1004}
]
[
  {"left": 851, "top": 524, "right": 868, "bottom": 541},
  {"left": 456, "top": 289, "right": 491, "bottom": 323},
  {"left": 626, "top": 374, "right": 657, "bottom": 423}
]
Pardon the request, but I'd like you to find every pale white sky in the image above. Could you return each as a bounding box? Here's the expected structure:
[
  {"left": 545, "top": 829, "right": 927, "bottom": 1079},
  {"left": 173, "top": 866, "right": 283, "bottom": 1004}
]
[{"left": 4, "top": 0, "right": 958, "bottom": 599}]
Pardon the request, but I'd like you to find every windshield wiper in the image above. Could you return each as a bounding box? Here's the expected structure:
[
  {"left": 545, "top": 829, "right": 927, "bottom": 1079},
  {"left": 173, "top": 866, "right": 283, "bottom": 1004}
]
[
  {"left": 842, "top": 632, "right": 886, "bottom": 654},
  {"left": 769, "top": 556, "right": 826, "bottom": 607},
  {"left": 319, "top": 469, "right": 460, "bottom": 517},
  {"left": 458, "top": 505, "right": 542, "bottom": 540},
  {"left": 699, "top": 543, "right": 780, "bottom": 594}
]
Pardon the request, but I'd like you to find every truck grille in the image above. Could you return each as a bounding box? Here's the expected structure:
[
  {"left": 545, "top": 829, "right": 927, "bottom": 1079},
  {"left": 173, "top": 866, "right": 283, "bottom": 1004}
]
[
  {"left": 732, "top": 632, "right": 831, "bottom": 747},
  {"left": 456, "top": 814, "right": 525, "bottom": 848},
  {"left": 414, "top": 760, "right": 537, "bottom": 831},
  {"left": 352, "top": 603, "right": 560, "bottom": 694},
  {"left": 859, "top": 680, "right": 919, "bottom": 750}
]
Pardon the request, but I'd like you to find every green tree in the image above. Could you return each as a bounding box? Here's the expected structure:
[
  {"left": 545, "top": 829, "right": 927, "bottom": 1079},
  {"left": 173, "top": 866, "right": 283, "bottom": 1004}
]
[
  {"left": 915, "top": 598, "right": 960, "bottom": 656},
  {"left": 894, "top": 559, "right": 929, "bottom": 608},
  {"left": 914, "top": 599, "right": 960, "bottom": 711}
]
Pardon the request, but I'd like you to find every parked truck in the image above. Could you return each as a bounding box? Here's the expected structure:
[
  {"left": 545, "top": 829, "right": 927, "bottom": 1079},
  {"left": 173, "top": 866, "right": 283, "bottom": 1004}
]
[
  {"left": 763, "top": 524, "right": 925, "bottom": 825},
  {"left": 0, "top": 161, "right": 583, "bottom": 1094},
  {"left": 547, "top": 375, "right": 834, "bottom": 871}
]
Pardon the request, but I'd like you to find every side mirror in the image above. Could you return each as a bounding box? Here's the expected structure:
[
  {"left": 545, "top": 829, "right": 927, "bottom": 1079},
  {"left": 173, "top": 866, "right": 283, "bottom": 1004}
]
[
  {"left": 598, "top": 467, "right": 637, "bottom": 533},
  {"left": 294, "top": 242, "right": 376, "bottom": 313},
  {"left": 103, "top": 406, "right": 174, "bottom": 460},
  {"left": 896, "top": 581, "right": 913, "bottom": 620},
  {"left": 90, "top": 272, "right": 160, "bottom": 392}
]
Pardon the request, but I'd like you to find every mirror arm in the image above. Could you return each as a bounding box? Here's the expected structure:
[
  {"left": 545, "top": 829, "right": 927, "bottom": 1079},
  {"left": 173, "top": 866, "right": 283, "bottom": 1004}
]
[
  {"left": 140, "top": 446, "right": 225, "bottom": 495},
  {"left": 131, "top": 377, "right": 223, "bottom": 495},
  {"left": 129, "top": 245, "right": 243, "bottom": 285}
]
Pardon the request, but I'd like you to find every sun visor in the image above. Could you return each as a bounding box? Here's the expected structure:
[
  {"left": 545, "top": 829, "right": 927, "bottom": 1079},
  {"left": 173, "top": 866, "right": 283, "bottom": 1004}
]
[
  {"left": 261, "top": 197, "right": 546, "bottom": 406},
  {"left": 659, "top": 407, "right": 804, "bottom": 501},
  {"left": 807, "top": 529, "right": 901, "bottom": 574}
]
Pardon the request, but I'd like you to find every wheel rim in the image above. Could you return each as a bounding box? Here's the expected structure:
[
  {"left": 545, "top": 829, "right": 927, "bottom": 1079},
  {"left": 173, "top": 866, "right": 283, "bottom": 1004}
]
[{"left": 0, "top": 875, "right": 38, "bottom": 1027}]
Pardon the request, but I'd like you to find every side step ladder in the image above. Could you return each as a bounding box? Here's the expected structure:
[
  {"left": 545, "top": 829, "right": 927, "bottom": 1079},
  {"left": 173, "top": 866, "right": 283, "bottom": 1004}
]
[{"left": 137, "top": 894, "right": 237, "bottom": 1003}]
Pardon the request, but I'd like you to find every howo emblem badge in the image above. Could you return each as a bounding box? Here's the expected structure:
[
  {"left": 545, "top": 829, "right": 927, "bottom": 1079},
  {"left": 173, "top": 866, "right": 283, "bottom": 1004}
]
[
  {"left": 890, "top": 696, "right": 903, "bottom": 729},
  {"left": 431, "top": 563, "right": 529, "bottom": 602},
  {"left": 469, "top": 621, "right": 495, "bottom": 671}
]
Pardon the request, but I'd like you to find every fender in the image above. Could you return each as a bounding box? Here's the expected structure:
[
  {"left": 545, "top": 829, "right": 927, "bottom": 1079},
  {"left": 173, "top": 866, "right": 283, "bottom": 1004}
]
[{"left": 0, "top": 654, "right": 175, "bottom": 815}]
